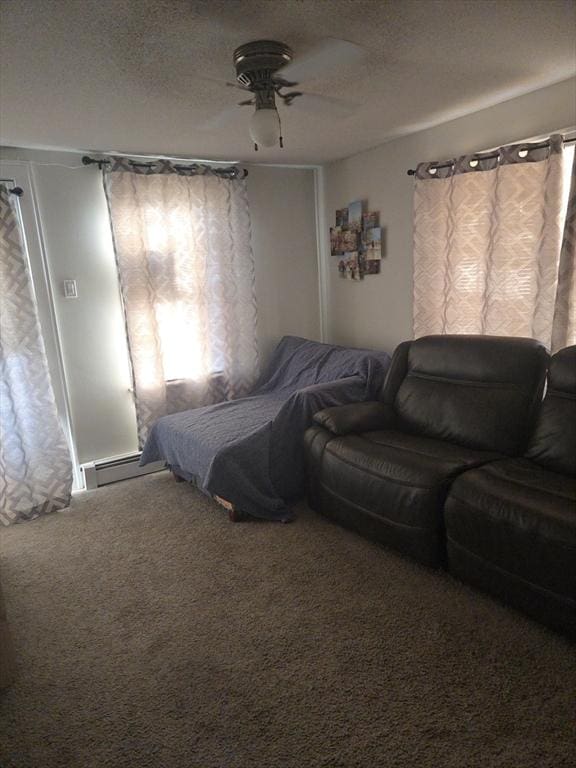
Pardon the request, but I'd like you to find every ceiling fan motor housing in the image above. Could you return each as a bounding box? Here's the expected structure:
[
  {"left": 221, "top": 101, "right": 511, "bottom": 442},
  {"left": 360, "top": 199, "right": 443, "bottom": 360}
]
[{"left": 233, "top": 40, "right": 293, "bottom": 91}]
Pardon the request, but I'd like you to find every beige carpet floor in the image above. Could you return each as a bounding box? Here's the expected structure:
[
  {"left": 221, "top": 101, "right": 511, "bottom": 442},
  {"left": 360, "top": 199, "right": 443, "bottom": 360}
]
[{"left": 0, "top": 471, "right": 575, "bottom": 768}]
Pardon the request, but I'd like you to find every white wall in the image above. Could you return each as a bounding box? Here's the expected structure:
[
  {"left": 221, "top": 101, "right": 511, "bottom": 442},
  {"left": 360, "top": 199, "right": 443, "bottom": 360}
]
[
  {"left": 6, "top": 78, "right": 572, "bottom": 463},
  {"left": 0, "top": 148, "right": 320, "bottom": 464},
  {"left": 248, "top": 166, "right": 320, "bottom": 363},
  {"left": 0, "top": 148, "right": 138, "bottom": 464},
  {"left": 322, "top": 77, "right": 576, "bottom": 354}
]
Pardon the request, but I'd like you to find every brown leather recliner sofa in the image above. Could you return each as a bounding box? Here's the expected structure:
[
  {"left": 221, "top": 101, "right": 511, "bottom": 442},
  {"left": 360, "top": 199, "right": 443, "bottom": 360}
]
[
  {"left": 445, "top": 344, "right": 576, "bottom": 638},
  {"left": 305, "top": 335, "right": 576, "bottom": 638}
]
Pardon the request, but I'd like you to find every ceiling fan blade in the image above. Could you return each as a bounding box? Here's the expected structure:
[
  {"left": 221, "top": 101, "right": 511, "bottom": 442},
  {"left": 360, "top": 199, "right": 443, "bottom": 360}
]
[
  {"left": 290, "top": 92, "right": 358, "bottom": 118},
  {"left": 195, "top": 105, "right": 246, "bottom": 132},
  {"left": 198, "top": 75, "right": 248, "bottom": 92},
  {"left": 279, "top": 38, "right": 366, "bottom": 83}
]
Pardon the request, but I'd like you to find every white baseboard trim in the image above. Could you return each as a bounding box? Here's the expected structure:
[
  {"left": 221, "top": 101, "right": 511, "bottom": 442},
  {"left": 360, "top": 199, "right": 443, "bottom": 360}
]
[{"left": 80, "top": 452, "right": 166, "bottom": 490}]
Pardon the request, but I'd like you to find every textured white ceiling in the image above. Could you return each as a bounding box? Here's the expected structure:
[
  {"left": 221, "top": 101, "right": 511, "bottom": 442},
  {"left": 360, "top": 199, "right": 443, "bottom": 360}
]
[{"left": 1, "top": 0, "right": 575, "bottom": 163}]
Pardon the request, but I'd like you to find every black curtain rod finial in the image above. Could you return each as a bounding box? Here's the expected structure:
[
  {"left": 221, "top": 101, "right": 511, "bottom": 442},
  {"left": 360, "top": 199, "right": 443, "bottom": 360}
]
[
  {"left": 82, "top": 155, "right": 110, "bottom": 169},
  {"left": 9, "top": 186, "right": 24, "bottom": 197}
]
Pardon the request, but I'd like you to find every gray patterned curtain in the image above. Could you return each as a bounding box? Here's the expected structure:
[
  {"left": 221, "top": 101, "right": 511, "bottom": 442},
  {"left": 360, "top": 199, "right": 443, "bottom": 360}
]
[
  {"left": 413, "top": 135, "right": 574, "bottom": 351},
  {"left": 552, "top": 149, "right": 576, "bottom": 351},
  {"left": 0, "top": 185, "right": 72, "bottom": 526},
  {"left": 103, "top": 158, "right": 259, "bottom": 447}
]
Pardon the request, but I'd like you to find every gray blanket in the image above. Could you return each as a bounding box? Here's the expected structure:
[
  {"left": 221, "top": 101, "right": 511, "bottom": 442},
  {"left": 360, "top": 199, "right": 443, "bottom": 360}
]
[{"left": 140, "top": 336, "right": 391, "bottom": 520}]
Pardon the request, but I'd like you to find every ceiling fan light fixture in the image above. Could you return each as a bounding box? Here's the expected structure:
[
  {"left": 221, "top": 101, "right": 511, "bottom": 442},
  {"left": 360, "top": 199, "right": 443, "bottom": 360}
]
[{"left": 249, "top": 107, "right": 281, "bottom": 148}]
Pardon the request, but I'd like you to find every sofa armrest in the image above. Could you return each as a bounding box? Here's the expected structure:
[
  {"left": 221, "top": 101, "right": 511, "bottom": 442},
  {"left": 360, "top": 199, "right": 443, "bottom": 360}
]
[{"left": 313, "top": 401, "right": 396, "bottom": 435}]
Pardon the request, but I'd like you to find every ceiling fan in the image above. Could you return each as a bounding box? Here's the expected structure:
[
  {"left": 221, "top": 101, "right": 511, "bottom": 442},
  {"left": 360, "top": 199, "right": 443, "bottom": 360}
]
[{"left": 203, "top": 38, "right": 366, "bottom": 150}]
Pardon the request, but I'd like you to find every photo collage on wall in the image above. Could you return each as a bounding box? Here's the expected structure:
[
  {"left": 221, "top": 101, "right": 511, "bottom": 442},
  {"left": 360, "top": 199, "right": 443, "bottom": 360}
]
[{"left": 330, "top": 200, "right": 382, "bottom": 280}]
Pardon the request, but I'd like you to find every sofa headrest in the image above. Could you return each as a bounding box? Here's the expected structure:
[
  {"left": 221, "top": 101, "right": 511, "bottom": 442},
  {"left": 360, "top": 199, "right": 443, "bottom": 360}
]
[
  {"left": 388, "top": 335, "right": 549, "bottom": 455},
  {"left": 525, "top": 345, "right": 576, "bottom": 476},
  {"left": 407, "top": 335, "right": 548, "bottom": 388},
  {"left": 548, "top": 345, "right": 576, "bottom": 395}
]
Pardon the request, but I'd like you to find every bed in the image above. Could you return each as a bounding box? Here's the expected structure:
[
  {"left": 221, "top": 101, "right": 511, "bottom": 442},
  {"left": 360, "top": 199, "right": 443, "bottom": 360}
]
[{"left": 140, "top": 336, "right": 391, "bottom": 521}]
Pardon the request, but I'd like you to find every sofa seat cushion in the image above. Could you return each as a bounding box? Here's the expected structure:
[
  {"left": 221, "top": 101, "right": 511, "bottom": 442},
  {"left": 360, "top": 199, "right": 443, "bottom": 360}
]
[
  {"left": 446, "top": 459, "right": 576, "bottom": 600},
  {"left": 322, "top": 429, "right": 499, "bottom": 531}
]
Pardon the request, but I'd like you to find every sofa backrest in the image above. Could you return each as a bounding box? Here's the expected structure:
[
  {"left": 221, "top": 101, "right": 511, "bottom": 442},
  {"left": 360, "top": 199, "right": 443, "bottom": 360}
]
[
  {"left": 525, "top": 345, "right": 576, "bottom": 476},
  {"left": 384, "top": 335, "right": 549, "bottom": 454}
]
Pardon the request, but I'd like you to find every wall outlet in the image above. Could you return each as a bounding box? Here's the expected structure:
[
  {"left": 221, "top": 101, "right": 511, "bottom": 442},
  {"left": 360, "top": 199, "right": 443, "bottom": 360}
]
[{"left": 63, "top": 279, "right": 78, "bottom": 299}]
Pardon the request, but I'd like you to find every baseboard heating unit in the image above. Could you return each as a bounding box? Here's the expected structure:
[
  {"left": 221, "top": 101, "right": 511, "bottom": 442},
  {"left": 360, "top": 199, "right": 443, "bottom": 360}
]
[{"left": 81, "top": 453, "right": 166, "bottom": 490}]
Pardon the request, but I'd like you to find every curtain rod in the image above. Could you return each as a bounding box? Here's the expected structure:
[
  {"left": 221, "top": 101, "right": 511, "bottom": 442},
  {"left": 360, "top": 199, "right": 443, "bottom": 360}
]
[
  {"left": 81, "top": 155, "right": 247, "bottom": 178},
  {"left": 406, "top": 135, "right": 576, "bottom": 176}
]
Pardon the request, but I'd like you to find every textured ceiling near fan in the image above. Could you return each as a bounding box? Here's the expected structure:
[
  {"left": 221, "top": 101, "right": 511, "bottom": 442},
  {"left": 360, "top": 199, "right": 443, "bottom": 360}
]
[{"left": 0, "top": 0, "right": 575, "bottom": 163}]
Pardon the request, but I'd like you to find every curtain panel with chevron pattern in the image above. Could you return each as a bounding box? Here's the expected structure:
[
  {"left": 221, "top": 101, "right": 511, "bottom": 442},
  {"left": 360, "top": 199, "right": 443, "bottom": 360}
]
[
  {"left": 103, "top": 159, "right": 259, "bottom": 447},
  {"left": 0, "top": 185, "right": 73, "bottom": 526},
  {"left": 413, "top": 135, "right": 576, "bottom": 351}
]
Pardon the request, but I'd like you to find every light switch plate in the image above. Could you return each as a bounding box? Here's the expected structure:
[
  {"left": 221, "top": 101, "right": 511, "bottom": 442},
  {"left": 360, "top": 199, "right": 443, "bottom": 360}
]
[{"left": 63, "top": 279, "right": 78, "bottom": 299}]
